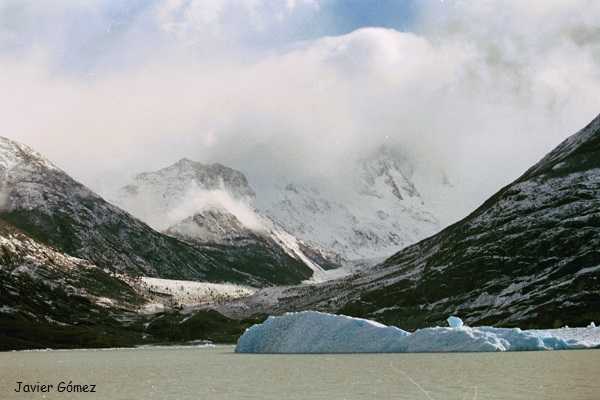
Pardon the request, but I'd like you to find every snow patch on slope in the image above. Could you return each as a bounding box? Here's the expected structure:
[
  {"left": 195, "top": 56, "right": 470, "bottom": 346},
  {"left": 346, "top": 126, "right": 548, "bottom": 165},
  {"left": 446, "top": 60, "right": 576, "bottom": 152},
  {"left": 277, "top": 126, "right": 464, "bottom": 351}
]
[{"left": 125, "top": 276, "right": 257, "bottom": 309}]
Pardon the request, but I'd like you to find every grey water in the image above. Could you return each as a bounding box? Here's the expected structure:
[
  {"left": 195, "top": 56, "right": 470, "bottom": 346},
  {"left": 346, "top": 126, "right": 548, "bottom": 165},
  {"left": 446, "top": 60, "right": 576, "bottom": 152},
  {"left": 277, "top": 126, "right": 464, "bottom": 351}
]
[{"left": 1, "top": 345, "right": 599, "bottom": 400}]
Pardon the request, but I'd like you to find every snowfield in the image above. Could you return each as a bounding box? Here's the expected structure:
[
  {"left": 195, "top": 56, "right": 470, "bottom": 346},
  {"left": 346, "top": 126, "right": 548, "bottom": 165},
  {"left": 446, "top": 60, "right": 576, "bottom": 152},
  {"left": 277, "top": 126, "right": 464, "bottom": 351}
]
[
  {"left": 125, "top": 277, "right": 257, "bottom": 309},
  {"left": 235, "top": 311, "right": 600, "bottom": 353}
]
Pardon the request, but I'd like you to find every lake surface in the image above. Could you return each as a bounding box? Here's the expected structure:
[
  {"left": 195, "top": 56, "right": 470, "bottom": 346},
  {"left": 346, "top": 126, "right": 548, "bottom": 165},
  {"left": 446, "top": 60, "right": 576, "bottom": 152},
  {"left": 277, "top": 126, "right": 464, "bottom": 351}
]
[{"left": 0, "top": 345, "right": 599, "bottom": 399}]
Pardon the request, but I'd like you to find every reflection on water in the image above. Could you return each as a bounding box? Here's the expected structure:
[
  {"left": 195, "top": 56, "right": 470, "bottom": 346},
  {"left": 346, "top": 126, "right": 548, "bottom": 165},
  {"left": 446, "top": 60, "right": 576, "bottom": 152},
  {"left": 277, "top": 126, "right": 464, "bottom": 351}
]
[{"left": 0, "top": 345, "right": 598, "bottom": 399}]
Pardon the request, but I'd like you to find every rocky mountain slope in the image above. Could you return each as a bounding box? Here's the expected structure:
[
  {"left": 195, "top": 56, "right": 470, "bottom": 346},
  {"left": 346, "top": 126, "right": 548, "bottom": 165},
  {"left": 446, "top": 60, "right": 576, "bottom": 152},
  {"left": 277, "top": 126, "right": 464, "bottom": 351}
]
[
  {"left": 217, "top": 115, "right": 600, "bottom": 330},
  {"left": 0, "top": 218, "right": 145, "bottom": 350},
  {"left": 0, "top": 137, "right": 308, "bottom": 285},
  {"left": 0, "top": 217, "right": 265, "bottom": 350},
  {"left": 166, "top": 210, "right": 323, "bottom": 284},
  {"left": 116, "top": 159, "right": 331, "bottom": 282},
  {"left": 256, "top": 147, "right": 453, "bottom": 263}
]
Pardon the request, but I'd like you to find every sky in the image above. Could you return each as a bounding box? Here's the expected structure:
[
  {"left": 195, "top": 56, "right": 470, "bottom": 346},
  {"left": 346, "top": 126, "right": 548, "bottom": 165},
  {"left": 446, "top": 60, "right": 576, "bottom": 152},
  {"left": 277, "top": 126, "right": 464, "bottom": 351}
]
[{"left": 1, "top": 0, "right": 600, "bottom": 220}]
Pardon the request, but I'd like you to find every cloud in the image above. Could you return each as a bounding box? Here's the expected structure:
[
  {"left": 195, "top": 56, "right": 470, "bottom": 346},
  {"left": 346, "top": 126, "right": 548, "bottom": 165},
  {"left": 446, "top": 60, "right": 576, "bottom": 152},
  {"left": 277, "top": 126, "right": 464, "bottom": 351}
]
[
  {"left": 1, "top": 0, "right": 600, "bottom": 223},
  {"left": 167, "top": 184, "right": 267, "bottom": 233}
]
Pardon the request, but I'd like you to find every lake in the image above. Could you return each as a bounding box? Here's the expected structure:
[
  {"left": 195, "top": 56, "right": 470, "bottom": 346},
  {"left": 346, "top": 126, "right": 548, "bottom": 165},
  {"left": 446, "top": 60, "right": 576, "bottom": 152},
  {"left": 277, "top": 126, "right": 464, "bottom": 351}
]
[{"left": 0, "top": 345, "right": 598, "bottom": 399}]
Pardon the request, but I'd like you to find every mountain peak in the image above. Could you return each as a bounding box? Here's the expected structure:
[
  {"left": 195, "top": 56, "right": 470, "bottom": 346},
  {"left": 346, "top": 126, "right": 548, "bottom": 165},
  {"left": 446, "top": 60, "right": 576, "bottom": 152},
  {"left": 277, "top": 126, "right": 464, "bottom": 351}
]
[
  {"left": 358, "top": 146, "right": 419, "bottom": 201},
  {"left": 173, "top": 157, "right": 196, "bottom": 167},
  {"left": 168, "top": 158, "right": 233, "bottom": 174},
  {"left": 0, "top": 136, "right": 58, "bottom": 172},
  {"left": 134, "top": 158, "right": 255, "bottom": 198},
  {"left": 117, "top": 159, "right": 256, "bottom": 230},
  {"left": 522, "top": 113, "right": 600, "bottom": 180}
]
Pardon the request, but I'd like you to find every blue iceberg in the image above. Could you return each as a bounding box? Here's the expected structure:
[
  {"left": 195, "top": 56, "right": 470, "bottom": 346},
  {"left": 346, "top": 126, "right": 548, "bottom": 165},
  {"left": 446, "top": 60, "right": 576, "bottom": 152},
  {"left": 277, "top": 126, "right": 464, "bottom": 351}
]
[
  {"left": 447, "top": 316, "right": 464, "bottom": 328},
  {"left": 235, "top": 311, "right": 600, "bottom": 353}
]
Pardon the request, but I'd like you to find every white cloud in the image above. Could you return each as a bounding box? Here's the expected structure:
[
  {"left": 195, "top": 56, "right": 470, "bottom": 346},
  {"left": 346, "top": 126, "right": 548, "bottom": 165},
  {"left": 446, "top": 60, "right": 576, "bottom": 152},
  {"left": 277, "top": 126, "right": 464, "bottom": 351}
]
[
  {"left": 1, "top": 0, "right": 600, "bottom": 222},
  {"left": 167, "top": 184, "right": 266, "bottom": 232}
]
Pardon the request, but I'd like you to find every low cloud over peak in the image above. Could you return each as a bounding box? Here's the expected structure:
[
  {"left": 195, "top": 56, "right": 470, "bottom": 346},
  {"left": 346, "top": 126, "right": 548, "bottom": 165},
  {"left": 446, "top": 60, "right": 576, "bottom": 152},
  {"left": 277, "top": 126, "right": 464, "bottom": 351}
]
[{"left": 1, "top": 1, "right": 599, "bottom": 221}]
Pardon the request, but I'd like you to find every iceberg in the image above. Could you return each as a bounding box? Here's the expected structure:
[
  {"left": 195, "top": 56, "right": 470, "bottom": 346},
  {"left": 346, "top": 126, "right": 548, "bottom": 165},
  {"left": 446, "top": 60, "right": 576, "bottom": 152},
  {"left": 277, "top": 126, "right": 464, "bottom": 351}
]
[
  {"left": 447, "top": 316, "right": 464, "bottom": 328},
  {"left": 235, "top": 311, "right": 600, "bottom": 353}
]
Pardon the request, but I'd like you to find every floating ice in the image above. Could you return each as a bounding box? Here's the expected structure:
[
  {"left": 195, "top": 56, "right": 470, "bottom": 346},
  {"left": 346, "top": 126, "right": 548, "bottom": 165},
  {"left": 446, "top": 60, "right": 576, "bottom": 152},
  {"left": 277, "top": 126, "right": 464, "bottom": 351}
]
[
  {"left": 589, "top": 322, "right": 596, "bottom": 328},
  {"left": 236, "top": 312, "right": 409, "bottom": 353},
  {"left": 447, "top": 316, "right": 464, "bottom": 328},
  {"left": 235, "top": 311, "right": 600, "bottom": 353}
]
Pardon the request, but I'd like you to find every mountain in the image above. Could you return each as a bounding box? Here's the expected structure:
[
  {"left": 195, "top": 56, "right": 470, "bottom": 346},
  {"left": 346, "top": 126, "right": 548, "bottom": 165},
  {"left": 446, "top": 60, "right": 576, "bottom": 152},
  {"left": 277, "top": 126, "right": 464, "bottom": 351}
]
[
  {"left": 0, "top": 217, "right": 266, "bottom": 350},
  {"left": 255, "top": 146, "right": 453, "bottom": 263},
  {"left": 116, "top": 159, "right": 331, "bottom": 283},
  {"left": 0, "top": 217, "right": 147, "bottom": 350},
  {"left": 166, "top": 208, "right": 259, "bottom": 246},
  {"left": 115, "top": 149, "right": 453, "bottom": 274},
  {"left": 217, "top": 115, "right": 600, "bottom": 329},
  {"left": 0, "top": 137, "right": 300, "bottom": 285},
  {"left": 4, "top": 113, "right": 599, "bottom": 350},
  {"left": 165, "top": 209, "right": 324, "bottom": 284},
  {"left": 117, "top": 158, "right": 255, "bottom": 230}
]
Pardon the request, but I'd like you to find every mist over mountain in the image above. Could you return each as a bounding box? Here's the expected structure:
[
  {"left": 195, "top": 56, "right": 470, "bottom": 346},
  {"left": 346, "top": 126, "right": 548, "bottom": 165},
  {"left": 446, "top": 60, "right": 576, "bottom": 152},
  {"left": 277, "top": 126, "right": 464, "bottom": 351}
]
[
  {"left": 0, "top": 136, "right": 327, "bottom": 286},
  {"left": 115, "top": 158, "right": 332, "bottom": 281},
  {"left": 2, "top": 1, "right": 599, "bottom": 221},
  {"left": 217, "top": 114, "right": 600, "bottom": 330},
  {"left": 254, "top": 145, "right": 454, "bottom": 262}
]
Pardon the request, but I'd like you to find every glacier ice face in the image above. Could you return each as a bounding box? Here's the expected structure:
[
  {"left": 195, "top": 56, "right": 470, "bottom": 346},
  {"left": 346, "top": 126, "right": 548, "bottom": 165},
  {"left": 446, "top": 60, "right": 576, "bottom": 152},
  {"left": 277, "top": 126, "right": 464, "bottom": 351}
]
[{"left": 235, "top": 311, "right": 600, "bottom": 353}]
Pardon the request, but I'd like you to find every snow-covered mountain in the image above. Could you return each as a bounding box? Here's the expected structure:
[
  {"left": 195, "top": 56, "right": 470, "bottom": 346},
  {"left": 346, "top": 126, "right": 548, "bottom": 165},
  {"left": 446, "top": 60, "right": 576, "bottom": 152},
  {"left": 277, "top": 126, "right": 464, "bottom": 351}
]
[
  {"left": 3, "top": 112, "right": 600, "bottom": 349},
  {"left": 165, "top": 209, "right": 255, "bottom": 245},
  {"left": 0, "top": 136, "right": 226, "bottom": 280},
  {"left": 0, "top": 217, "right": 147, "bottom": 350},
  {"left": 215, "top": 114, "right": 600, "bottom": 330},
  {"left": 118, "top": 158, "right": 255, "bottom": 230},
  {"left": 115, "top": 146, "right": 456, "bottom": 276},
  {"left": 0, "top": 136, "right": 310, "bottom": 285},
  {"left": 116, "top": 159, "right": 330, "bottom": 282},
  {"left": 256, "top": 146, "right": 453, "bottom": 262},
  {"left": 0, "top": 216, "right": 263, "bottom": 350}
]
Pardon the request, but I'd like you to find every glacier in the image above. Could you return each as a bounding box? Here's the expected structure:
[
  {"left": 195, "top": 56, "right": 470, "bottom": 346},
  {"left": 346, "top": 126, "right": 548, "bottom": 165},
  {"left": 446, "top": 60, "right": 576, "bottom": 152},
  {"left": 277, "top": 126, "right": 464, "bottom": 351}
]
[{"left": 235, "top": 311, "right": 600, "bottom": 353}]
